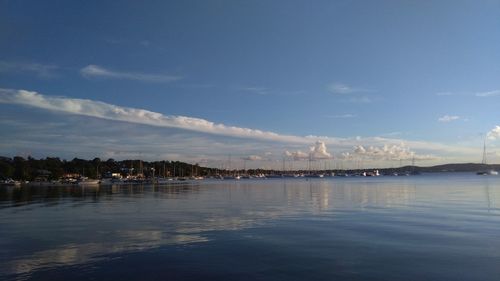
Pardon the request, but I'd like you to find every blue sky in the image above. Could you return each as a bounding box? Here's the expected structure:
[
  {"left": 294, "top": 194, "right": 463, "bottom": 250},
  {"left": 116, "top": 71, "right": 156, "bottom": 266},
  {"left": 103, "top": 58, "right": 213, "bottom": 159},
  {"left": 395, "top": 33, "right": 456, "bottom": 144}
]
[{"left": 1, "top": 0, "right": 499, "bottom": 168}]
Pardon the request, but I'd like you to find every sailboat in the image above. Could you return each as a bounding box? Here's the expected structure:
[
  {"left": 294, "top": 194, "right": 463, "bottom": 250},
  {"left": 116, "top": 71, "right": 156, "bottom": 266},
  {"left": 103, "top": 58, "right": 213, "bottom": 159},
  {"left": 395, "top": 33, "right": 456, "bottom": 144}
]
[
  {"left": 477, "top": 138, "right": 498, "bottom": 176},
  {"left": 77, "top": 167, "right": 100, "bottom": 185}
]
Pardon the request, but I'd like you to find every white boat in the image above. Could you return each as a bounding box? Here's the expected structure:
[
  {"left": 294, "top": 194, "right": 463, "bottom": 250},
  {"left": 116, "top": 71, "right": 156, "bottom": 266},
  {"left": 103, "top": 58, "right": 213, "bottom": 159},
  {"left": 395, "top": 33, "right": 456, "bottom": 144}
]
[
  {"left": 477, "top": 139, "right": 498, "bottom": 176},
  {"left": 77, "top": 178, "right": 100, "bottom": 185},
  {"left": 477, "top": 170, "right": 498, "bottom": 176},
  {"left": 0, "top": 179, "right": 21, "bottom": 186},
  {"left": 305, "top": 174, "right": 324, "bottom": 178}
]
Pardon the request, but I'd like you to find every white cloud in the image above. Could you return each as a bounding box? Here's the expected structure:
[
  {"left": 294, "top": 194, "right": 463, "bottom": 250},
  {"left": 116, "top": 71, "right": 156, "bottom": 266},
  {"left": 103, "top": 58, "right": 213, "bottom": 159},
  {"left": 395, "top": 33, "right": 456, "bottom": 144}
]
[
  {"left": 242, "top": 155, "right": 263, "bottom": 161},
  {"left": 309, "top": 141, "right": 332, "bottom": 160},
  {"left": 0, "top": 88, "right": 311, "bottom": 144},
  {"left": 475, "top": 90, "right": 500, "bottom": 97},
  {"left": 284, "top": 141, "right": 332, "bottom": 161},
  {"left": 488, "top": 126, "right": 500, "bottom": 140},
  {"left": 0, "top": 88, "right": 481, "bottom": 165},
  {"left": 0, "top": 61, "right": 58, "bottom": 78},
  {"left": 346, "top": 144, "right": 437, "bottom": 161},
  {"left": 284, "top": 150, "right": 309, "bottom": 161},
  {"left": 80, "top": 65, "right": 182, "bottom": 83},
  {"left": 438, "top": 115, "right": 460, "bottom": 122}
]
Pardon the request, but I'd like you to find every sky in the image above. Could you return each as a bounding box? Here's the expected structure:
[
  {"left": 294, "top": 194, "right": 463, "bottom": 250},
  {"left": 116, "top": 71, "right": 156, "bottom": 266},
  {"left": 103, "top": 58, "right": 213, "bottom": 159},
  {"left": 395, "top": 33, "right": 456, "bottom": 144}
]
[{"left": 1, "top": 0, "right": 500, "bottom": 169}]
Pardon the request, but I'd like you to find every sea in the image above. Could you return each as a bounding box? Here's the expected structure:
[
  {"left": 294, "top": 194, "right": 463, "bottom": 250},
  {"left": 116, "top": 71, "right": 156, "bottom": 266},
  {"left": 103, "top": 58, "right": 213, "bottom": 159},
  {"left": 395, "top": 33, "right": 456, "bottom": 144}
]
[{"left": 1, "top": 173, "right": 500, "bottom": 281}]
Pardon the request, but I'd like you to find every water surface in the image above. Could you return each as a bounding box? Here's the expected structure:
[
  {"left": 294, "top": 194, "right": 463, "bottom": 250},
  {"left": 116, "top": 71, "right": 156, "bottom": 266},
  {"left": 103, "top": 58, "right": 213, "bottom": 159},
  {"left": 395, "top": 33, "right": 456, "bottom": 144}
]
[{"left": 2, "top": 174, "right": 500, "bottom": 280}]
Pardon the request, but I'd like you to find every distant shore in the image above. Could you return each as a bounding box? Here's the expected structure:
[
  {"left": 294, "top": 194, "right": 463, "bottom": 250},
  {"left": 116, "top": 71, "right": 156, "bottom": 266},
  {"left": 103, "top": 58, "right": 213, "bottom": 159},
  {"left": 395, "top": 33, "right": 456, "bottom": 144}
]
[{"left": 0, "top": 156, "right": 498, "bottom": 184}]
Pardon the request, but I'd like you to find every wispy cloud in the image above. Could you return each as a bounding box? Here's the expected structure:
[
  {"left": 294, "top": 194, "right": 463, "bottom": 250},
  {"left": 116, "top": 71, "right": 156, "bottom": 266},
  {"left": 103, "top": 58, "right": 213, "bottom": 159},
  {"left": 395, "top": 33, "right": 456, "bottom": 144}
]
[
  {"left": 0, "top": 61, "right": 58, "bottom": 78},
  {"left": 475, "top": 90, "right": 500, "bottom": 97},
  {"left": 80, "top": 65, "right": 182, "bottom": 83},
  {"left": 327, "top": 82, "right": 374, "bottom": 103},
  {"left": 438, "top": 115, "right": 460, "bottom": 123},
  {"left": 178, "top": 83, "right": 214, "bottom": 89},
  {"left": 240, "top": 87, "right": 269, "bottom": 96},
  {"left": 325, "top": 114, "right": 356, "bottom": 119},
  {"left": 346, "top": 96, "right": 372, "bottom": 103},
  {"left": 327, "top": 82, "right": 371, "bottom": 94},
  {"left": 327, "top": 83, "right": 357, "bottom": 95},
  {"left": 379, "top": 132, "right": 404, "bottom": 137},
  {"left": 435, "top": 92, "right": 454, "bottom": 96}
]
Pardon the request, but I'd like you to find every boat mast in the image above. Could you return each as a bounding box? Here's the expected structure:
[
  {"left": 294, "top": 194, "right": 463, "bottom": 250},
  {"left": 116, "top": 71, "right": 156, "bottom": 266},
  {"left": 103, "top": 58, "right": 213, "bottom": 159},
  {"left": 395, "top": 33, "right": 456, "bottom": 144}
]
[{"left": 482, "top": 138, "right": 487, "bottom": 165}]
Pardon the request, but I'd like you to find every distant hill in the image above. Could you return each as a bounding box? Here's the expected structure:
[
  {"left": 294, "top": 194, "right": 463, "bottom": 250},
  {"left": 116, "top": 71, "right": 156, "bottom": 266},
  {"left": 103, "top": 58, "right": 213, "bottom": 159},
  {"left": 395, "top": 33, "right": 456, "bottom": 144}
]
[{"left": 391, "top": 163, "right": 500, "bottom": 173}]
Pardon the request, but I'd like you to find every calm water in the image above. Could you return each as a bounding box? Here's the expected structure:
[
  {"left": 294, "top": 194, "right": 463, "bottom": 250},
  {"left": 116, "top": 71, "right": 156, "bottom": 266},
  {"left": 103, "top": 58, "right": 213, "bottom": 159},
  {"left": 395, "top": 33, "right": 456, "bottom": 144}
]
[{"left": 2, "top": 174, "right": 500, "bottom": 280}]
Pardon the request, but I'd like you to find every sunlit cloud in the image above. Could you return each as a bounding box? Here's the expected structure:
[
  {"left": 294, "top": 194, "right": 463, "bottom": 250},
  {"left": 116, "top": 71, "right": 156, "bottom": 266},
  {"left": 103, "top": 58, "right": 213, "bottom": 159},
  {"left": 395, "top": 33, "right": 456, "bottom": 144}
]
[
  {"left": 0, "top": 88, "right": 482, "bottom": 166},
  {"left": 343, "top": 144, "right": 437, "bottom": 161},
  {"left": 0, "top": 88, "right": 315, "bottom": 144},
  {"left": 284, "top": 141, "right": 333, "bottom": 161},
  {"left": 80, "top": 64, "right": 182, "bottom": 83},
  {"left": 488, "top": 126, "right": 500, "bottom": 140},
  {"left": 284, "top": 150, "right": 309, "bottom": 161},
  {"left": 309, "top": 141, "right": 333, "bottom": 160}
]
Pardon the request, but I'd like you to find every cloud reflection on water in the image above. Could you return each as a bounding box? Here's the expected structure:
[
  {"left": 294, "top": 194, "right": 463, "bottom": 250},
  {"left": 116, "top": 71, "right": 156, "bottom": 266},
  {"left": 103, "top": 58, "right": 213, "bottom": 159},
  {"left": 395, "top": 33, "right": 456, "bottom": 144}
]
[{"left": 2, "top": 177, "right": 500, "bottom": 279}]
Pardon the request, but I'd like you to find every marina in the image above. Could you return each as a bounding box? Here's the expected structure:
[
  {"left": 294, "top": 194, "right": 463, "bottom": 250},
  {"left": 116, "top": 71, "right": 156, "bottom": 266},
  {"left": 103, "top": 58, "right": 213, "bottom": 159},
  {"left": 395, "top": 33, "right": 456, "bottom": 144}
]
[{"left": 1, "top": 1, "right": 499, "bottom": 280}]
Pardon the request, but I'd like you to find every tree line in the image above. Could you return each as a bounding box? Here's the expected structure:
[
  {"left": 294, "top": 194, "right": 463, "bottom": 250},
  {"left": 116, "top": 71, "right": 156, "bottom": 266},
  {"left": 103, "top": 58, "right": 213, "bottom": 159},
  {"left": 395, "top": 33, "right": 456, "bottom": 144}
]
[{"left": 0, "top": 156, "right": 220, "bottom": 181}]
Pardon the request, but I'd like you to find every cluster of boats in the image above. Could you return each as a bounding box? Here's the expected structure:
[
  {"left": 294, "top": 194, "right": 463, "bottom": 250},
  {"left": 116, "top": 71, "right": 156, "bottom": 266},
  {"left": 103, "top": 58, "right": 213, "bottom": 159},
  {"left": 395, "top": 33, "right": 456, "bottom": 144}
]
[
  {"left": 0, "top": 171, "right": 380, "bottom": 186},
  {"left": 3, "top": 168, "right": 498, "bottom": 187},
  {"left": 0, "top": 178, "right": 22, "bottom": 186}
]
